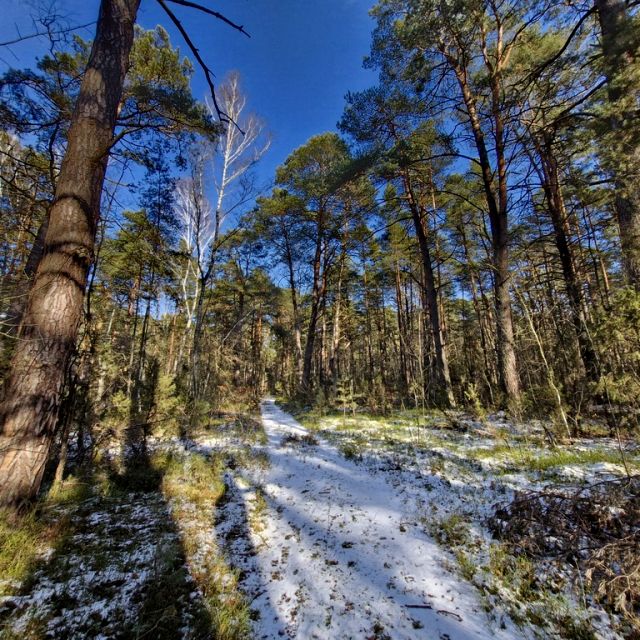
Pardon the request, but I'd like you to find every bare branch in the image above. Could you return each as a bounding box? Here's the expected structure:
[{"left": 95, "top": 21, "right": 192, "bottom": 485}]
[
  {"left": 165, "top": 0, "right": 250, "bottom": 38},
  {"left": 155, "top": 0, "right": 245, "bottom": 133},
  {"left": 0, "top": 21, "right": 95, "bottom": 47}
]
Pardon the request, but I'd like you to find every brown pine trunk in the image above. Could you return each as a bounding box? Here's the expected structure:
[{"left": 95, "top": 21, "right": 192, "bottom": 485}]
[
  {"left": 452, "top": 60, "right": 520, "bottom": 405},
  {"left": 457, "top": 221, "right": 496, "bottom": 403},
  {"left": 596, "top": 0, "right": 640, "bottom": 289},
  {"left": 280, "top": 218, "right": 303, "bottom": 383},
  {"left": 0, "top": 0, "right": 140, "bottom": 507},
  {"left": 302, "top": 210, "right": 326, "bottom": 393},
  {"left": 403, "top": 172, "right": 455, "bottom": 407},
  {"left": 533, "top": 135, "right": 600, "bottom": 382},
  {"left": 329, "top": 245, "right": 347, "bottom": 392},
  {"left": 362, "top": 262, "right": 375, "bottom": 386}
]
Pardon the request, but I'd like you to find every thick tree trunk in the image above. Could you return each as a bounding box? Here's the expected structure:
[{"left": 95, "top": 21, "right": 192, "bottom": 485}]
[
  {"left": 596, "top": 0, "right": 640, "bottom": 289},
  {"left": 0, "top": 0, "right": 140, "bottom": 507},
  {"left": 492, "top": 228, "right": 520, "bottom": 404}
]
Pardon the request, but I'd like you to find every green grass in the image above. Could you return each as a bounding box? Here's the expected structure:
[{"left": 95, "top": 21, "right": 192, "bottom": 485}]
[
  {"left": 0, "top": 509, "right": 57, "bottom": 597},
  {"left": 455, "top": 549, "right": 477, "bottom": 581},
  {"left": 250, "top": 487, "right": 268, "bottom": 535},
  {"left": 424, "top": 513, "right": 471, "bottom": 548},
  {"left": 154, "top": 450, "right": 252, "bottom": 640},
  {"left": 0, "top": 475, "right": 93, "bottom": 598},
  {"left": 469, "top": 444, "right": 638, "bottom": 471},
  {"left": 155, "top": 449, "right": 226, "bottom": 507},
  {"left": 339, "top": 441, "right": 363, "bottom": 460}
]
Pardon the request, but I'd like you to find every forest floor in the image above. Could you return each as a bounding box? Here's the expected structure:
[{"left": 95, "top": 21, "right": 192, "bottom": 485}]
[{"left": 0, "top": 400, "right": 638, "bottom": 639}]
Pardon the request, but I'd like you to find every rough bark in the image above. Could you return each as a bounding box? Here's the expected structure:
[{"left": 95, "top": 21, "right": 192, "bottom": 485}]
[{"left": 0, "top": 0, "right": 140, "bottom": 507}]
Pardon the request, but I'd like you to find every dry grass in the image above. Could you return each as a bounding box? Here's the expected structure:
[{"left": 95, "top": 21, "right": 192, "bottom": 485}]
[{"left": 491, "top": 475, "right": 640, "bottom": 635}]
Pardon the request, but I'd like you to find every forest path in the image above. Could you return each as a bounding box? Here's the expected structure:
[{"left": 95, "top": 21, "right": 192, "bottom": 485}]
[{"left": 225, "top": 399, "right": 519, "bottom": 640}]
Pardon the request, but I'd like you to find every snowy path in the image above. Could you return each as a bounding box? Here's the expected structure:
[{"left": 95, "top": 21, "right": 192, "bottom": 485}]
[{"left": 226, "top": 399, "right": 521, "bottom": 640}]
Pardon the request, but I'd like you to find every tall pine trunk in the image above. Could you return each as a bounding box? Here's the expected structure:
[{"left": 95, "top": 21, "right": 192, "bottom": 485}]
[
  {"left": 0, "top": 0, "right": 140, "bottom": 506},
  {"left": 596, "top": 0, "right": 640, "bottom": 289},
  {"left": 301, "top": 211, "right": 326, "bottom": 393},
  {"left": 453, "top": 63, "right": 520, "bottom": 405},
  {"left": 402, "top": 172, "right": 455, "bottom": 407},
  {"left": 533, "top": 135, "right": 600, "bottom": 382}
]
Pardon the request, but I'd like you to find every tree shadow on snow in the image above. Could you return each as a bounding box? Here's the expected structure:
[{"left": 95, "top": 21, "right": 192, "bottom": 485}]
[
  {"left": 213, "top": 466, "right": 285, "bottom": 638},
  {"left": 0, "top": 458, "right": 215, "bottom": 640}
]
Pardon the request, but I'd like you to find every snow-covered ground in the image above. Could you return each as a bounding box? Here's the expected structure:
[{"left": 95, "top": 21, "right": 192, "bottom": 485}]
[
  {"left": 221, "top": 399, "right": 523, "bottom": 639},
  {"left": 2, "top": 402, "right": 633, "bottom": 638}
]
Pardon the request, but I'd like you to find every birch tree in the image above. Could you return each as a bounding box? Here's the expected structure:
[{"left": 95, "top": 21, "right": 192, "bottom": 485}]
[{"left": 188, "top": 72, "right": 270, "bottom": 411}]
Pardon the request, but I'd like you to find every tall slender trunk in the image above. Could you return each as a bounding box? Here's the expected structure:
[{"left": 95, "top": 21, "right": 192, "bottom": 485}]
[
  {"left": 394, "top": 260, "right": 410, "bottom": 395},
  {"left": 190, "top": 278, "right": 207, "bottom": 404},
  {"left": 0, "top": 0, "right": 140, "bottom": 506},
  {"left": 362, "top": 261, "right": 375, "bottom": 385},
  {"left": 301, "top": 211, "right": 326, "bottom": 392},
  {"left": 165, "top": 312, "right": 177, "bottom": 376},
  {"left": 596, "top": 0, "right": 640, "bottom": 289},
  {"left": 280, "top": 218, "right": 303, "bottom": 383},
  {"left": 403, "top": 172, "right": 455, "bottom": 407},
  {"left": 452, "top": 61, "right": 520, "bottom": 404},
  {"left": 458, "top": 222, "right": 496, "bottom": 403},
  {"left": 533, "top": 136, "right": 600, "bottom": 382},
  {"left": 329, "top": 245, "right": 346, "bottom": 392},
  {"left": 3, "top": 214, "right": 50, "bottom": 340}
]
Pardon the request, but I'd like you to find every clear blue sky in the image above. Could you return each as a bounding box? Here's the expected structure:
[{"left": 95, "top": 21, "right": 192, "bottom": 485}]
[{"left": 1, "top": 0, "right": 377, "bottom": 188}]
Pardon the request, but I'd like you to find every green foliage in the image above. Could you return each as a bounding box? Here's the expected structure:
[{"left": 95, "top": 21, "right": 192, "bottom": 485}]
[
  {"left": 488, "top": 544, "right": 537, "bottom": 601},
  {"left": 592, "top": 288, "right": 640, "bottom": 412},
  {"left": 463, "top": 383, "right": 486, "bottom": 422},
  {"left": 339, "top": 441, "right": 363, "bottom": 460},
  {"left": 433, "top": 513, "right": 471, "bottom": 547}
]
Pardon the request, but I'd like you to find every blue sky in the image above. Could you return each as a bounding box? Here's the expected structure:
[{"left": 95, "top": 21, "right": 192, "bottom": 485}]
[{"left": 1, "top": 0, "right": 378, "bottom": 189}]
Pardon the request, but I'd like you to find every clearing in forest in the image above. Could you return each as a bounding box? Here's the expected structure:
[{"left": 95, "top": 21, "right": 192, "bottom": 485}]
[
  {"left": 2, "top": 400, "right": 634, "bottom": 639},
  {"left": 223, "top": 399, "right": 518, "bottom": 639}
]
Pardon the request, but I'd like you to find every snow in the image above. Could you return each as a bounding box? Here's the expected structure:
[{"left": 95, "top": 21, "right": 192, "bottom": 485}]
[
  {"left": 4, "top": 402, "right": 631, "bottom": 638},
  {"left": 223, "top": 399, "right": 521, "bottom": 639}
]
